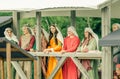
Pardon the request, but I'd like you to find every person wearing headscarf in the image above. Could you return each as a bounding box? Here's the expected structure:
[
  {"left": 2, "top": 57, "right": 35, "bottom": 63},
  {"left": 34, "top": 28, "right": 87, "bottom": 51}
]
[
  {"left": 31, "top": 26, "right": 48, "bottom": 79},
  {"left": 43, "top": 24, "right": 63, "bottom": 79},
  {"left": 4, "top": 27, "right": 19, "bottom": 79},
  {"left": 4, "top": 27, "right": 19, "bottom": 44},
  {"left": 61, "top": 26, "right": 80, "bottom": 79},
  {"left": 112, "top": 23, "right": 120, "bottom": 73},
  {"left": 78, "top": 27, "right": 99, "bottom": 79},
  {"left": 16, "top": 24, "right": 35, "bottom": 79},
  {"left": 112, "top": 23, "right": 120, "bottom": 32}
]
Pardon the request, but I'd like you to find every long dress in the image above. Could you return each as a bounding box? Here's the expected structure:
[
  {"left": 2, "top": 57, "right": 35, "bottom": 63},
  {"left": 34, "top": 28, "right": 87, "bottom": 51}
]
[
  {"left": 46, "top": 37, "right": 63, "bottom": 79},
  {"left": 80, "top": 38, "right": 99, "bottom": 79},
  {"left": 32, "top": 34, "right": 48, "bottom": 79},
  {"left": 16, "top": 34, "right": 35, "bottom": 79},
  {"left": 62, "top": 36, "right": 80, "bottom": 79}
]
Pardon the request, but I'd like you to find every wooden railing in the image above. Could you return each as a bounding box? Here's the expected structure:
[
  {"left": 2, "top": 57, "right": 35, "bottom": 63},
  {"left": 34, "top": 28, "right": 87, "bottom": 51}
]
[{"left": 29, "top": 50, "right": 102, "bottom": 79}]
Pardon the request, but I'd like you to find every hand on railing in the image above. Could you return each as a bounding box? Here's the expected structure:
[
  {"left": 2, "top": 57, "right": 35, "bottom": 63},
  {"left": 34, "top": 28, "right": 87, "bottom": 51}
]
[
  {"left": 60, "top": 50, "right": 66, "bottom": 54},
  {"left": 43, "top": 48, "right": 54, "bottom": 54},
  {"left": 81, "top": 48, "right": 89, "bottom": 53}
]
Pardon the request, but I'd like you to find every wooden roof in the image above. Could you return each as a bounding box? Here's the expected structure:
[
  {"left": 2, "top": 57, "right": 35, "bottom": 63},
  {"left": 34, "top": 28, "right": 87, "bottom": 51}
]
[
  {"left": 0, "top": 37, "right": 36, "bottom": 60},
  {"left": 99, "top": 29, "right": 120, "bottom": 46}
]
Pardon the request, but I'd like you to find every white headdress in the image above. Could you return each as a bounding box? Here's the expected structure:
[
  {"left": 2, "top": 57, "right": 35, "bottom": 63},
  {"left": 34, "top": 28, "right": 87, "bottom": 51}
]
[
  {"left": 68, "top": 26, "right": 79, "bottom": 37},
  {"left": 56, "top": 26, "right": 63, "bottom": 44},
  {"left": 112, "top": 23, "right": 120, "bottom": 29},
  {"left": 4, "top": 27, "right": 19, "bottom": 44},
  {"left": 42, "top": 28, "right": 49, "bottom": 42},
  {"left": 84, "top": 27, "right": 99, "bottom": 50},
  {"left": 31, "top": 25, "right": 49, "bottom": 42}
]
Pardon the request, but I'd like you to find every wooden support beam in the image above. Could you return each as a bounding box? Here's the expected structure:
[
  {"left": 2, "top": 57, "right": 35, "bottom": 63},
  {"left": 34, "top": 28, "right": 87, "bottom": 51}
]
[
  {"left": 49, "top": 57, "right": 67, "bottom": 79},
  {"left": 12, "top": 11, "right": 20, "bottom": 38},
  {"left": 0, "top": 48, "right": 18, "bottom": 52},
  {"left": 0, "top": 57, "right": 4, "bottom": 79},
  {"left": 6, "top": 43, "right": 11, "bottom": 79},
  {"left": 101, "top": 6, "right": 112, "bottom": 79},
  {"left": 35, "top": 11, "right": 42, "bottom": 79},
  {"left": 11, "top": 61, "right": 27, "bottom": 79},
  {"left": 70, "top": 10, "right": 76, "bottom": 27},
  {"left": 71, "top": 57, "right": 90, "bottom": 79}
]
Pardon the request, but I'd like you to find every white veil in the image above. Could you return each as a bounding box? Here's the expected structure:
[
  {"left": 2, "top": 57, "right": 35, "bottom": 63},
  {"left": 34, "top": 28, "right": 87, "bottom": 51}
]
[
  {"left": 42, "top": 28, "right": 49, "bottom": 42},
  {"left": 56, "top": 26, "right": 63, "bottom": 44},
  {"left": 4, "top": 27, "right": 19, "bottom": 44},
  {"left": 31, "top": 25, "right": 49, "bottom": 42},
  {"left": 67, "top": 26, "right": 79, "bottom": 37},
  {"left": 84, "top": 27, "right": 99, "bottom": 50}
]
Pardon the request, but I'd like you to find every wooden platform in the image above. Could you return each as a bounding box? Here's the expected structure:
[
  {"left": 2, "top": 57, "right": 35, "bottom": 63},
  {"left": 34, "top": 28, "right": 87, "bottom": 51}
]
[{"left": 0, "top": 37, "right": 36, "bottom": 79}]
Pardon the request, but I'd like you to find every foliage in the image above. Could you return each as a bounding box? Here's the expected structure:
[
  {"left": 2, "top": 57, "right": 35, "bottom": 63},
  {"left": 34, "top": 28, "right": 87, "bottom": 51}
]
[
  {"left": 19, "top": 17, "right": 102, "bottom": 39},
  {"left": 0, "top": 12, "right": 12, "bottom": 16}
]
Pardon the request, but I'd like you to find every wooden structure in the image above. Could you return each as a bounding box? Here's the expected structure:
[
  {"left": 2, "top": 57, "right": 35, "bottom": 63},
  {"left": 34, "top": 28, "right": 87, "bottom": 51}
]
[
  {"left": 1, "top": 0, "right": 120, "bottom": 79},
  {"left": 29, "top": 51, "right": 102, "bottom": 79},
  {"left": 0, "top": 37, "right": 36, "bottom": 79},
  {"left": 0, "top": 16, "right": 12, "bottom": 37}
]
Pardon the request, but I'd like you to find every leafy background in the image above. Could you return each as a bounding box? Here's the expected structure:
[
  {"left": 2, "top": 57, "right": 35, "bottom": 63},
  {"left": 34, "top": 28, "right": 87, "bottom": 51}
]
[{"left": 1, "top": 12, "right": 120, "bottom": 40}]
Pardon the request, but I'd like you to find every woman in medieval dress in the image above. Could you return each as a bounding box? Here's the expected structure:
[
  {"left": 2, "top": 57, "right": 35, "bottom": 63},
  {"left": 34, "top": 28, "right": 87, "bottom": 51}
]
[
  {"left": 44, "top": 24, "right": 63, "bottom": 79},
  {"left": 61, "top": 26, "right": 80, "bottom": 79},
  {"left": 77, "top": 27, "right": 99, "bottom": 79}
]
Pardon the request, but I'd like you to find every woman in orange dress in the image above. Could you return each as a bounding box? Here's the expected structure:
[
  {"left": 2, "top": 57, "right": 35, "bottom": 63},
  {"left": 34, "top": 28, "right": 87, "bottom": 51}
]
[{"left": 44, "top": 24, "right": 63, "bottom": 79}]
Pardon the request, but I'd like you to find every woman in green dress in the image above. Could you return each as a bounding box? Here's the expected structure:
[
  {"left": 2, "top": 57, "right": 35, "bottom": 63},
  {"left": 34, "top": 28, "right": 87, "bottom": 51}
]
[{"left": 78, "top": 27, "right": 99, "bottom": 79}]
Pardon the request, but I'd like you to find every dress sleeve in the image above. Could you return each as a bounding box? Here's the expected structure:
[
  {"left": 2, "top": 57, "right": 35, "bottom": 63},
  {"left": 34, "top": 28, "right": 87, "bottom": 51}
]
[
  {"left": 66, "top": 37, "right": 80, "bottom": 52},
  {"left": 53, "top": 40, "right": 62, "bottom": 51},
  {"left": 63, "top": 38, "right": 67, "bottom": 50},
  {"left": 25, "top": 35, "right": 35, "bottom": 51},
  {"left": 87, "top": 38, "right": 97, "bottom": 50}
]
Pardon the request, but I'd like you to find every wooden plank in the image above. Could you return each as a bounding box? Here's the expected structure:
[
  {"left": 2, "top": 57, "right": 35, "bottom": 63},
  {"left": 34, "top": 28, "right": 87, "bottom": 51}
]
[
  {"left": 11, "top": 61, "right": 27, "bottom": 79},
  {"left": 34, "top": 57, "right": 40, "bottom": 79},
  {"left": 101, "top": 6, "right": 111, "bottom": 79},
  {"left": 71, "top": 57, "right": 90, "bottom": 79},
  {"left": 71, "top": 10, "right": 76, "bottom": 27},
  {"left": 11, "top": 58, "right": 33, "bottom": 61},
  {"left": 12, "top": 11, "right": 20, "bottom": 38},
  {"left": 29, "top": 51, "right": 102, "bottom": 59},
  {"left": 0, "top": 57, "right": 4, "bottom": 79},
  {"left": 36, "top": 12, "right": 42, "bottom": 79},
  {"left": 49, "top": 57, "right": 67, "bottom": 79},
  {"left": 0, "top": 48, "right": 19, "bottom": 52},
  {"left": 6, "top": 43, "right": 11, "bottom": 79},
  {"left": 34, "top": 59, "right": 37, "bottom": 79}
]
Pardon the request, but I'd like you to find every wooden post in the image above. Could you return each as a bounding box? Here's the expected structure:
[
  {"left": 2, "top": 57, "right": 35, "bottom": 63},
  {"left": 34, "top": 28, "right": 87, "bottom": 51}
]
[
  {"left": 34, "top": 11, "right": 42, "bottom": 79},
  {"left": 12, "top": 11, "right": 20, "bottom": 39},
  {"left": 6, "top": 43, "right": 11, "bottom": 79},
  {"left": 101, "top": 6, "right": 111, "bottom": 79},
  {"left": 0, "top": 57, "right": 4, "bottom": 79},
  {"left": 70, "top": 10, "right": 76, "bottom": 27}
]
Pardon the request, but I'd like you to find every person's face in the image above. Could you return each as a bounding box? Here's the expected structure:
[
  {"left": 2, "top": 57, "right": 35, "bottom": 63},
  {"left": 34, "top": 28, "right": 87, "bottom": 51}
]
[
  {"left": 84, "top": 31, "right": 89, "bottom": 38},
  {"left": 50, "top": 26, "right": 56, "bottom": 34},
  {"left": 67, "top": 28, "right": 74, "bottom": 36},
  {"left": 22, "top": 27, "right": 29, "bottom": 35},
  {"left": 112, "top": 25, "right": 119, "bottom": 32},
  {"left": 7, "top": 30, "right": 12, "bottom": 37}
]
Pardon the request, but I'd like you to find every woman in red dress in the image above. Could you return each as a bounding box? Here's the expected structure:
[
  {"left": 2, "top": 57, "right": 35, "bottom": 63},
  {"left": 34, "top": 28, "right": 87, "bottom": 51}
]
[{"left": 61, "top": 26, "right": 80, "bottom": 79}]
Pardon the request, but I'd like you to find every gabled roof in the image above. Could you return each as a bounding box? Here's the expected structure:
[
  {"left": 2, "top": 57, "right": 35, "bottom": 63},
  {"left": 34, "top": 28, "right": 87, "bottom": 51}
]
[
  {"left": 99, "top": 29, "right": 120, "bottom": 46},
  {"left": 0, "top": 16, "right": 12, "bottom": 27}
]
